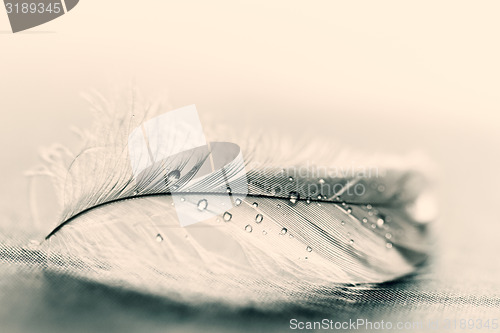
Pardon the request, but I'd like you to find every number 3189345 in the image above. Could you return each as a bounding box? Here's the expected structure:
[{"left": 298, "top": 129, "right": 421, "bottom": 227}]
[{"left": 5, "top": 2, "right": 62, "bottom": 14}]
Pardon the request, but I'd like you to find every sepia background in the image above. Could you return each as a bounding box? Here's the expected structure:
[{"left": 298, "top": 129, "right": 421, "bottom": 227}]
[{"left": 1, "top": 1, "right": 500, "bottom": 332}]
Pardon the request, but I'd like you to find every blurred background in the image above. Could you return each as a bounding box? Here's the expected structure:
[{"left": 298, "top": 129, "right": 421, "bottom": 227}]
[{"left": 1, "top": 1, "right": 499, "bottom": 331}]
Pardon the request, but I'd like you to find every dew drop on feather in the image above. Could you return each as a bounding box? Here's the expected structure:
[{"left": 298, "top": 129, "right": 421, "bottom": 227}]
[
  {"left": 197, "top": 199, "right": 208, "bottom": 211},
  {"left": 223, "top": 212, "right": 232, "bottom": 221}
]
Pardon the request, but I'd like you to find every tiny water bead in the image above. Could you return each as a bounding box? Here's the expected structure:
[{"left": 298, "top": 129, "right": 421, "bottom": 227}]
[
  {"left": 280, "top": 227, "right": 288, "bottom": 235},
  {"left": 289, "top": 176, "right": 294, "bottom": 182},
  {"left": 366, "top": 204, "right": 373, "bottom": 210},
  {"left": 277, "top": 204, "right": 281, "bottom": 208},
  {"left": 255, "top": 214, "right": 264, "bottom": 223},
  {"left": 245, "top": 225, "right": 253, "bottom": 233},
  {"left": 289, "top": 192, "right": 300, "bottom": 204},
  {"left": 319, "top": 178, "right": 325, "bottom": 185},
  {"left": 165, "top": 170, "right": 181, "bottom": 184},
  {"left": 376, "top": 218, "right": 385, "bottom": 227},
  {"left": 362, "top": 218, "right": 368, "bottom": 223},
  {"left": 371, "top": 224, "right": 376, "bottom": 229},
  {"left": 349, "top": 239, "right": 355, "bottom": 245},
  {"left": 385, "top": 233, "right": 392, "bottom": 239},
  {"left": 156, "top": 234, "right": 163, "bottom": 243},
  {"left": 235, "top": 198, "right": 242, "bottom": 206},
  {"left": 262, "top": 230, "right": 268, "bottom": 235},
  {"left": 341, "top": 221, "right": 345, "bottom": 226},
  {"left": 306, "top": 197, "right": 311, "bottom": 204},
  {"left": 252, "top": 202, "right": 259, "bottom": 208},
  {"left": 223, "top": 212, "right": 232, "bottom": 222},
  {"left": 226, "top": 186, "right": 232, "bottom": 194},
  {"left": 180, "top": 197, "right": 186, "bottom": 202},
  {"left": 306, "top": 246, "right": 313, "bottom": 252},
  {"left": 346, "top": 207, "right": 352, "bottom": 213},
  {"left": 386, "top": 242, "right": 393, "bottom": 249},
  {"left": 197, "top": 199, "right": 208, "bottom": 211}
]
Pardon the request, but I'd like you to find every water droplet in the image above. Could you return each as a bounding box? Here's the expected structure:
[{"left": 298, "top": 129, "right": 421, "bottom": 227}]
[
  {"left": 262, "top": 230, "right": 268, "bottom": 235},
  {"left": 306, "top": 197, "right": 311, "bottom": 204},
  {"left": 319, "top": 178, "right": 325, "bottom": 184},
  {"left": 342, "top": 201, "right": 347, "bottom": 206},
  {"left": 385, "top": 233, "right": 392, "bottom": 239},
  {"left": 255, "top": 214, "right": 263, "bottom": 223},
  {"left": 223, "top": 212, "right": 232, "bottom": 222},
  {"left": 133, "top": 190, "right": 139, "bottom": 195},
  {"left": 156, "top": 234, "right": 163, "bottom": 242},
  {"left": 235, "top": 198, "right": 242, "bottom": 206},
  {"left": 371, "top": 223, "right": 376, "bottom": 229},
  {"left": 197, "top": 199, "right": 208, "bottom": 211},
  {"left": 347, "top": 232, "right": 351, "bottom": 236},
  {"left": 349, "top": 239, "right": 354, "bottom": 245},
  {"left": 289, "top": 234, "right": 294, "bottom": 239},
  {"left": 306, "top": 246, "right": 312, "bottom": 252},
  {"left": 280, "top": 227, "right": 288, "bottom": 235},
  {"left": 277, "top": 203, "right": 281, "bottom": 208},
  {"left": 165, "top": 170, "right": 181, "bottom": 184},
  {"left": 366, "top": 204, "right": 373, "bottom": 210},
  {"left": 317, "top": 202, "right": 322, "bottom": 206},
  {"left": 252, "top": 202, "right": 258, "bottom": 208},
  {"left": 180, "top": 197, "right": 185, "bottom": 202},
  {"left": 346, "top": 207, "right": 352, "bottom": 213},
  {"left": 362, "top": 217, "right": 368, "bottom": 223},
  {"left": 245, "top": 225, "right": 253, "bottom": 233},
  {"left": 341, "top": 221, "right": 345, "bottom": 226},
  {"left": 289, "top": 191, "right": 299, "bottom": 204},
  {"left": 226, "top": 186, "right": 232, "bottom": 194},
  {"left": 376, "top": 218, "right": 385, "bottom": 227},
  {"left": 289, "top": 176, "right": 294, "bottom": 182},
  {"left": 318, "top": 195, "right": 323, "bottom": 200},
  {"left": 386, "top": 242, "right": 393, "bottom": 249}
]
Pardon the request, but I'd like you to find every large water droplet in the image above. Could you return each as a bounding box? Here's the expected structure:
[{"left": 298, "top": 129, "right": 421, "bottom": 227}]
[
  {"left": 306, "top": 246, "right": 313, "bottom": 252},
  {"left": 197, "top": 199, "right": 208, "bottom": 211},
  {"left": 235, "top": 198, "right": 242, "bottom": 206},
  {"left": 156, "top": 234, "right": 163, "bottom": 243},
  {"left": 165, "top": 170, "right": 181, "bottom": 185},
  {"left": 280, "top": 227, "right": 288, "bottom": 235},
  {"left": 223, "top": 212, "right": 232, "bottom": 222},
  {"left": 245, "top": 225, "right": 253, "bottom": 233},
  {"left": 255, "top": 214, "right": 263, "bottom": 223},
  {"left": 377, "top": 218, "right": 385, "bottom": 227},
  {"left": 289, "top": 192, "right": 299, "bottom": 204}
]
